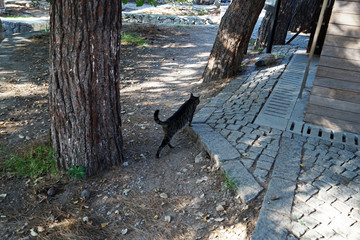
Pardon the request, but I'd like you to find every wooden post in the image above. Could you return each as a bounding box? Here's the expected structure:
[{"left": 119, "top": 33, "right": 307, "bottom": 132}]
[
  {"left": 298, "top": 0, "right": 329, "bottom": 99},
  {"left": 266, "top": 0, "right": 281, "bottom": 53}
]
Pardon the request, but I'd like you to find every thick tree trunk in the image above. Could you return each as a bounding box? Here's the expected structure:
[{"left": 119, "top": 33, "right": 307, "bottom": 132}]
[
  {"left": 49, "top": 0, "right": 124, "bottom": 176},
  {"left": 255, "top": 0, "right": 297, "bottom": 49},
  {"left": 202, "top": 0, "right": 265, "bottom": 82}
]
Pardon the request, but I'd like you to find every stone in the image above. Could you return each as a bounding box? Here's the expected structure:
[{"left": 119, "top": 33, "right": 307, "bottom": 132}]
[
  {"left": 252, "top": 209, "right": 290, "bottom": 240},
  {"left": 221, "top": 160, "right": 263, "bottom": 204},
  {"left": 81, "top": 189, "right": 90, "bottom": 199},
  {"left": 255, "top": 54, "right": 275, "bottom": 67},
  {"left": 47, "top": 187, "right": 56, "bottom": 196}
]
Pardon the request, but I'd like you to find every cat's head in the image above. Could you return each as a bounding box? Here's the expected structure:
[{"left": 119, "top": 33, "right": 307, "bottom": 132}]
[{"left": 190, "top": 93, "right": 200, "bottom": 105}]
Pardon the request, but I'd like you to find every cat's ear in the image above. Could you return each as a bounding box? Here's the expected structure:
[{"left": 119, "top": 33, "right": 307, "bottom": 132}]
[{"left": 190, "top": 93, "right": 194, "bottom": 97}]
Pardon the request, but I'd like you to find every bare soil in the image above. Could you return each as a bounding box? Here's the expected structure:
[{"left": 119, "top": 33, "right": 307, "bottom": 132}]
[{"left": 0, "top": 6, "right": 262, "bottom": 240}]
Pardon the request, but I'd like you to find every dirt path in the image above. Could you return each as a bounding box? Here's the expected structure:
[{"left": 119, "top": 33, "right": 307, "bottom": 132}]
[{"left": 0, "top": 23, "right": 261, "bottom": 239}]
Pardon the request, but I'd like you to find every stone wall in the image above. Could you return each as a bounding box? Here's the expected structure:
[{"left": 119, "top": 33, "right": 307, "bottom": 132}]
[
  {"left": 1, "top": 18, "right": 49, "bottom": 36},
  {"left": 122, "top": 12, "right": 217, "bottom": 25}
]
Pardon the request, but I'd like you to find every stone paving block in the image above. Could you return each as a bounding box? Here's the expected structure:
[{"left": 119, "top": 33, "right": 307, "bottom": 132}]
[
  {"left": 253, "top": 168, "right": 268, "bottom": 183},
  {"left": 301, "top": 215, "right": 319, "bottom": 229},
  {"left": 313, "top": 223, "right": 335, "bottom": 239},
  {"left": 330, "top": 215, "right": 356, "bottom": 237},
  {"left": 305, "top": 197, "right": 325, "bottom": 209},
  {"left": 206, "top": 92, "right": 233, "bottom": 107},
  {"left": 256, "top": 158, "right": 274, "bottom": 171},
  {"left": 190, "top": 124, "right": 241, "bottom": 163},
  {"left": 309, "top": 210, "right": 331, "bottom": 225},
  {"left": 226, "top": 123, "right": 241, "bottom": 131},
  {"left": 193, "top": 106, "right": 216, "bottom": 123},
  {"left": 296, "top": 183, "right": 319, "bottom": 202},
  {"left": 328, "top": 234, "right": 347, "bottom": 240},
  {"left": 317, "top": 189, "right": 337, "bottom": 203},
  {"left": 327, "top": 185, "right": 355, "bottom": 202},
  {"left": 312, "top": 180, "right": 332, "bottom": 191},
  {"left": 262, "top": 148, "right": 278, "bottom": 158},
  {"left": 244, "top": 150, "right": 261, "bottom": 160},
  {"left": 341, "top": 170, "right": 358, "bottom": 180},
  {"left": 348, "top": 180, "right": 360, "bottom": 192},
  {"left": 263, "top": 177, "right": 296, "bottom": 216},
  {"left": 219, "top": 129, "right": 230, "bottom": 139},
  {"left": 331, "top": 200, "right": 352, "bottom": 214},
  {"left": 251, "top": 209, "right": 290, "bottom": 240},
  {"left": 350, "top": 208, "right": 360, "bottom": 221},
  {"left": 291, "top": 221, "right": 308, "bottom": 238},
  {"left": 302, "top": 228, "right": 323, "bottom": 240},
  {"left": 291, "top": 208, "right": 304, "bottom": 220},
  {"left": 227, "top": 131, "right": 244, "bottom": 144},
  {"left": 348, "top": 222, "right": 360, "bottom": 239},
  {"left": 345, "top": 197, "right": 359, "bottom": 209},
  {"left": 293, "top": 200, "right": 316, "bottom": 216},
  {"left": 241, "top": 159, "right": 254, "bottom": 169},
  {"left": 221, "top": 160, "right": 263, "bottom": 204},
  {"left": 316, "top": 203, "right": 341, "bottom": 218}
]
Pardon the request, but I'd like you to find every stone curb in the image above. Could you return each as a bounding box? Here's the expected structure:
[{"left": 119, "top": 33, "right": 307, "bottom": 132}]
[{"left": 187, "top": 124, "right": 263, "bottom": 204}]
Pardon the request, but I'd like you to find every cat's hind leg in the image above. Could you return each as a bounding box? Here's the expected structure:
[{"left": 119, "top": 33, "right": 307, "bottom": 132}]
[{"left": 156, "top": 136, "right": 171, "bottom": 158}]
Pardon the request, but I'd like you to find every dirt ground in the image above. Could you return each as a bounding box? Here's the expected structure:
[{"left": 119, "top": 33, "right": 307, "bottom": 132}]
[{"left": 0, "top": 4, "right": 262, "bottom": 240}]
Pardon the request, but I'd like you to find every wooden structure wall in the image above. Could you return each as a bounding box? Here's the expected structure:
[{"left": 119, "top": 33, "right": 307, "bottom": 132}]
[{"left": 305, "top": 0, "right": 360, "bottom": 134}]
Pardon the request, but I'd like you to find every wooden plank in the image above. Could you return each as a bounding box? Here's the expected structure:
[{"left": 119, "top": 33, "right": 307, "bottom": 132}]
[
  {"left": 333, "top": 1, "right": 360, "bottom": 14},
  {"left": 326, "top": 24, "right": 360, "bottom": 38},
  {"left": 316, "top": 66, "right": 360, "bottom": 82},
  {"left": 322, "top": 45, "right": 360, "bottom": 61},
  {"left": 330, "top": 12, "right": 360, "bottom": 26},
  {"left": 324, "top": 35, "right": 360, "bottom": 49},
  {"left": 308, "top": 95, "right": 360, "bottom": 113},
  {"left": 311, "top": 85, "right": 360, "bottom": 104},
  {"left": 307, "top": 104, "right": 360, "bottom": 123},
  {"left": 305, "top": 112, "right": 360, "bottom": 134},
  {"left": 314, "top": 77, "right": 360, "bottom": 93},
  {"left": 318, "top": 55, "right": 360, "bottom": 72}
]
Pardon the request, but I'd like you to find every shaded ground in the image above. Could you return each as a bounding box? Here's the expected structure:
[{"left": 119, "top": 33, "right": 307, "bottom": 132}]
[{"left": 0, "top": 20, "right": 263, "bottom": 240}]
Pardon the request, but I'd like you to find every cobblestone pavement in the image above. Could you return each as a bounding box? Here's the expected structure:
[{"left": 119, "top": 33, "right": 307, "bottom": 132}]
[{"left": 190, "top": 45, "right": 360, "bottom": 239}]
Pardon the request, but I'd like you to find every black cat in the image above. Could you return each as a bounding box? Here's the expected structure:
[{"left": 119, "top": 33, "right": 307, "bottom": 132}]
[{"left": 154, "top": 93, "right": 200, "bottom": 158}]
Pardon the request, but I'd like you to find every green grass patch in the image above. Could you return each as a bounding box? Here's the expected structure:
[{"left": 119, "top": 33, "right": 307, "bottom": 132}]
[
  {"left": 1, "top": 143, "right": 58, "bottom": 180},
  {"left": 221, "top": 171, "right": 238, "bottom": 191},
  {"left": 121, "top": 32, "right": 148, "bottom": 46}
]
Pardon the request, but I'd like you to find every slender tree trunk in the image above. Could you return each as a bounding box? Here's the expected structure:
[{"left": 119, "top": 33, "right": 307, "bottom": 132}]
[
  {"left": 289, "top": 0, "right": 321, "bottom": 33},
  {"left": 255, "top": 0, "right": 297, "bottom": 49},
  {"left": 202, "top": 0, "right": 265, "bottom": 83},
  {"left": 49, "top": 0, "right": 124, "bottom": 176}
]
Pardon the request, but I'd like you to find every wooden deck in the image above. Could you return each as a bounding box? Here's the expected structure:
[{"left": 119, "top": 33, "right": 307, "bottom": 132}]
[{"left": 305, "top": 0, "right": 360, "bottom": 134}]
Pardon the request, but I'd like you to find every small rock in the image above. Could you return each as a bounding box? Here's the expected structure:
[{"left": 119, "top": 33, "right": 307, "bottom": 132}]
[
  {"left": 30, "top": 229, "right": 38, "bottom": 237},
  {"left": 107, "top": 211, "right": 112, "bottom": 216},
  {"left": 140, "top": 154, "right": 146, "bottom": 160},
  {"left": 121, "top": 228, "right": 128, "bottom": 235},
  {"left": 164, "top": 215, "right": 171, "bottom": 223},
  {"left": 255, "top": 54, "right": 276, "bottom": 67},
  {"left": 81, "top": 189, "right": 91, "bottom": 199},
  {"left": 47, "top": 187, "right": 56, "bottom": 196},
  {"left": 196, "top": 176, "right": 208, "bottom": 184},
  {"left": 216, "top": 205, "right": 224, "bottom": 212},
  {"left": 37, "top": 226, "right": 45, "bottom": 233},
  {"left": 19, "top": 134, "right": 25, "bottom": 139},
  {"left": 270, "top": 195, "right": 280, "bottom": 201},
  {"left": 25, "top": 136, "right": 31, "bottom": 140},
  {"left": 195, "top": 153, "right": 205, "bottom": 163},
  {"left": 159, "top": 193, "right": 168, "bottom": 199},
  {"left": 123, "top": 161, "right": 129, "bottom": 167},
  {"left": 83, "top": 216, "right": 89, "bottom": 222},
  {"left": 214, "top": 217, "right": 224, "bottom": 222}
]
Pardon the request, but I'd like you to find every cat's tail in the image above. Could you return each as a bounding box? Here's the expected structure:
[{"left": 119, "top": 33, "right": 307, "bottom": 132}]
[{"left": 154, "top": 110, "right": 166, "bottom": 125}]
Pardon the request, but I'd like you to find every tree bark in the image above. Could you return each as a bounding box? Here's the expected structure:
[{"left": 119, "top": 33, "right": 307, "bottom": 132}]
[
  {"left": 255, "top": 0, "right": 297, "bottom": 49},
  {"left": 289, "top": 0, "right": 321, "bottom": 33},
  {"left": 202, "top": 0, "right": 265, "bottom": 83},
  {"left": 49, "top": 0, "right": 124, "bottom": 176}
]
